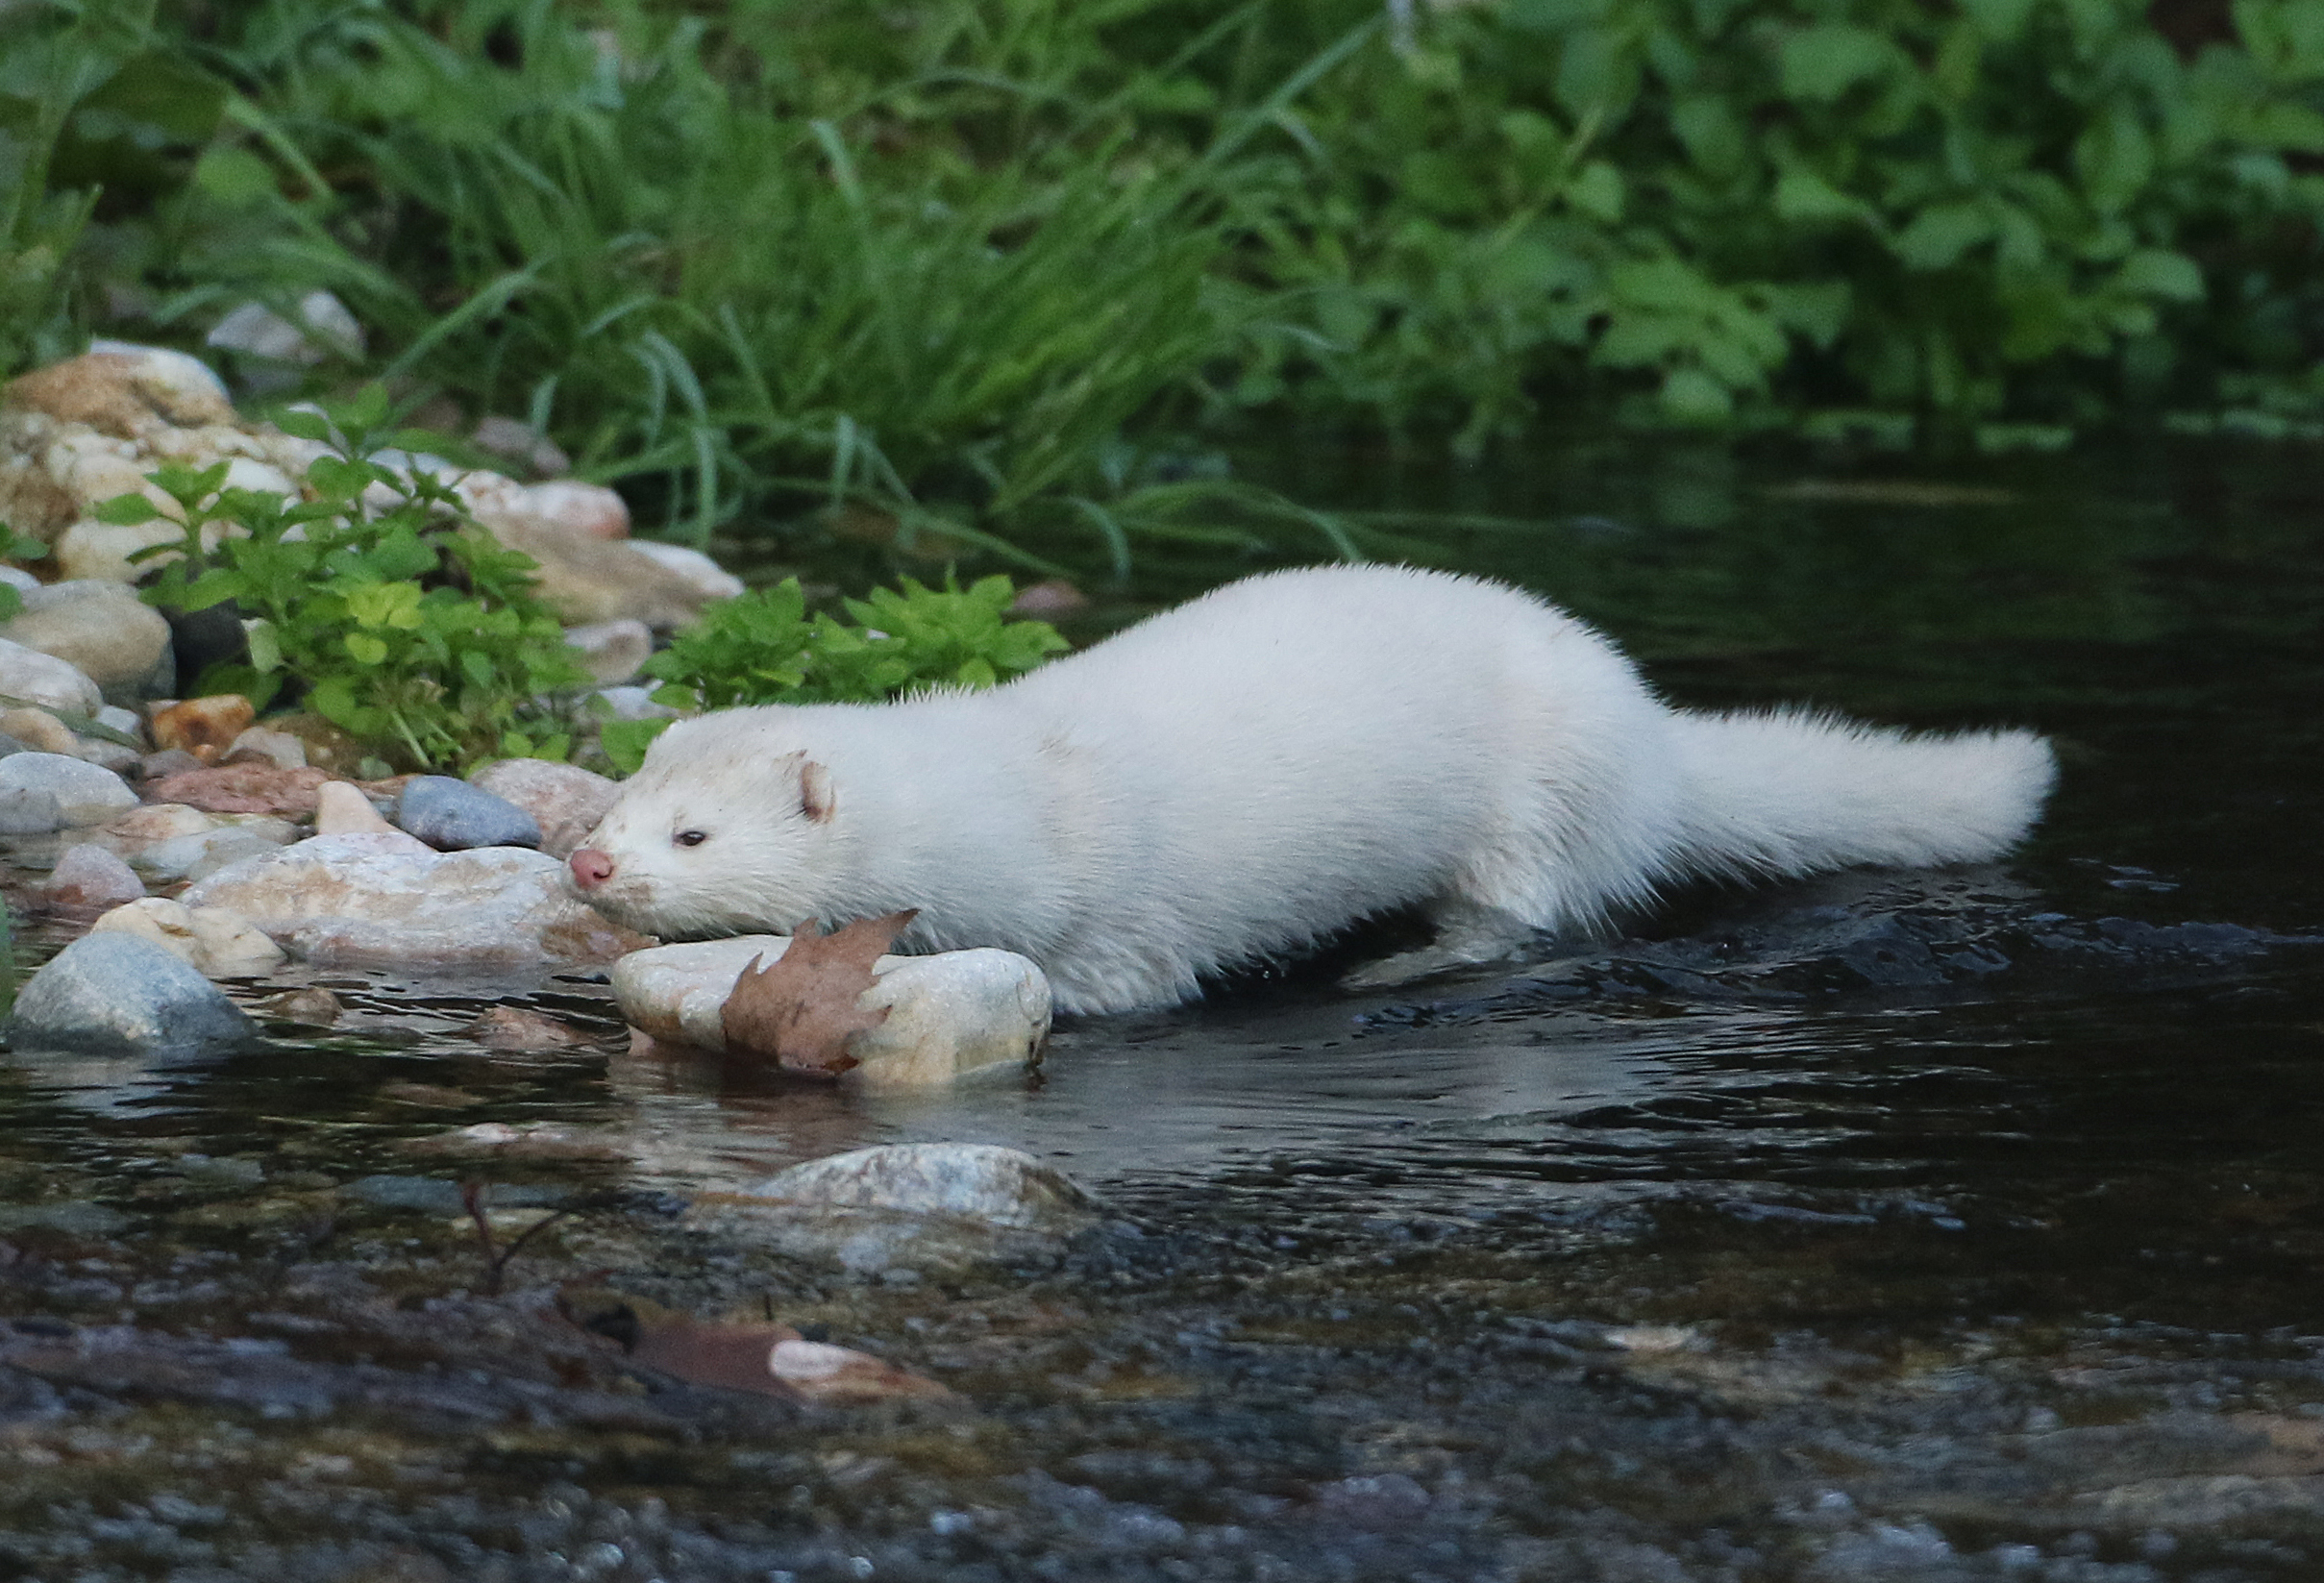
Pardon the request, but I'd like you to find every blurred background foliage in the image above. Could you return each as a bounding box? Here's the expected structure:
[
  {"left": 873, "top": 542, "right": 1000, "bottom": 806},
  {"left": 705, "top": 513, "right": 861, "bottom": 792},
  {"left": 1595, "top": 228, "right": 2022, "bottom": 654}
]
[{"left": 3, "top": 0, "right": 2320, "bottom": 572}]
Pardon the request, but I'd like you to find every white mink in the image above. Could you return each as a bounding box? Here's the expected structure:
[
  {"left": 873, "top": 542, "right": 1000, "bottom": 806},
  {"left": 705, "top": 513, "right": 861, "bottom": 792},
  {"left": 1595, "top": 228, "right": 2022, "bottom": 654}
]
[{"left": 570, "top": 564, "right": 2057, "bottom": 1015}]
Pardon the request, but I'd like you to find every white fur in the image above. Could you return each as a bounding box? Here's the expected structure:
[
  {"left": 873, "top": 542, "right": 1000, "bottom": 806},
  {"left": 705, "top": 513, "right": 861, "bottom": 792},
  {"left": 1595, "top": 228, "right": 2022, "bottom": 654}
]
[{"left": 578, "top": 565, "right": 2056, "bottom": 1014}]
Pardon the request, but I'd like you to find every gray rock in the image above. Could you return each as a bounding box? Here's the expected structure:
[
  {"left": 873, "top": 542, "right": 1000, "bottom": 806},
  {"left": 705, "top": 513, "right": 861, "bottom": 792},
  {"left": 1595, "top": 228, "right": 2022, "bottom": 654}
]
[
  {"left": 0, "top": 579, "right": 175, "bottom": 704},
  {"left": 40, "top": 843, "right": 146, "bottom": 910},
  {"left": 0, "top": 635, "right": 103, "bottom": 715},
  {"left": 179, "top": 834, "right": 643, "bottom": 968},
  {"left": 696, "top": 1144, "right": 1103, "bottom": 1279},
  {"left": 0, "top": 784, "right": 62, "bottom": 835},
  {"left": 394, "top": 775, "right": 542, "bottom": 851},
  {"left": 470, "top": 757, "right": 619, "bottom": 859},
  {"left": 0, "top": 731, "right": 29, "bottom": 759},
  {"left": 129, "top": 825, "right": 293, "bottom": 884},
  {"left": 0, "top": 752, "right": 137, "bottom": 825},
  {"left": 8, "top": 931, "right": 256, "bottom": 1056}
]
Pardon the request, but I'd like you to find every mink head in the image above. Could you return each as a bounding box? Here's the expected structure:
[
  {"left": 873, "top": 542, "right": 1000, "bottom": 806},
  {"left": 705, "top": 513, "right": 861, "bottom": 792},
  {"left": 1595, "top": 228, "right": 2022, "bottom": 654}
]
[{"left": 570, "top": 713, "right": 840, "bottom": 940}]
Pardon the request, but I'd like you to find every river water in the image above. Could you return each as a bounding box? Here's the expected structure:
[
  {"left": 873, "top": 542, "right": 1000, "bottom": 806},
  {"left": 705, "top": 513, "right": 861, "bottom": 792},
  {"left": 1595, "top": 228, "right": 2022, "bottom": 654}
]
[{"left": 0, "top": 433, "right": 2319, "bottom": 1581}]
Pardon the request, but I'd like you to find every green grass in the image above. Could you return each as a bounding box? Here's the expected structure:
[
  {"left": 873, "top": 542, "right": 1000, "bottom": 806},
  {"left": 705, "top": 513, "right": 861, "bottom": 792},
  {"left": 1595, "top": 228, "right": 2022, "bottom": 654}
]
[{"left": 5, "top": 0, "right": 2322, "bottom": 581}]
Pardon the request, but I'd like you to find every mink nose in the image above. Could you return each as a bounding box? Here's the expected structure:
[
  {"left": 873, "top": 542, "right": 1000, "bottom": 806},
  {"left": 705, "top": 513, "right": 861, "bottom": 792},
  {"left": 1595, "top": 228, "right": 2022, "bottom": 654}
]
[{"left": 569, "top": 849, "right": 614, "bottom": 889}]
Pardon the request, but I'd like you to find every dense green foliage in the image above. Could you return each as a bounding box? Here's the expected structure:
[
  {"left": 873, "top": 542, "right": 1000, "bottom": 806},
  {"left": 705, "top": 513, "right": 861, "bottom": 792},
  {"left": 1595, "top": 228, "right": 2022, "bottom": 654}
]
[
  {"left": 112, "top": 387, "right": 588, "bottom": 770},
  {"left": 7, "top": 0, "right": 2322, "bottom": 569},
  {"left": 602, "top": 574, "right": 1069, "bottom": 772}
]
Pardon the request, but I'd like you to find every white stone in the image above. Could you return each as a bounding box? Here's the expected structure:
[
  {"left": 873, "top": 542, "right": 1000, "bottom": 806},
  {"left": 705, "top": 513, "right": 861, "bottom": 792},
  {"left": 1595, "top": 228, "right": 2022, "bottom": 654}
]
[
  {"left": 91, "top": 897, "right": 287, "bottom": 977},
  {"left": 180, "top": 834, "right": 645, "bottom": 968},
  {"left": 629, "top": 539, "right": 745, "bottom": 602},
  {"left": 205, "top": 291, "right": 365, "bottom": 363},
  {"left": 0, "top": 636, "right": 102, "bottom": 714},
  {"left": 84, "top": 341, "right": 235, "bottom": 413},
  {"left": 128, "top": 823, "right": 296, "bottom": 883},
  {"left": 0, "top": 579, "right": 173, "bottom": 701},
  {"left": 312, "top": 779, "right": 400, "bottom": 836},
  {"left": 563, "top": 618, "right": 652, "bottom": 684},
  {"left": 223, "top": 725, "right": 308, "bottom": 770},
  {"left": 0, "top": 566, "right": 38, "bottom": 592},
  {"left": 0, "top": 752, "right": 136, "bottom": 825},
  {"left": 610, "top": 934, "right": 1051, "bottom": 1089}
]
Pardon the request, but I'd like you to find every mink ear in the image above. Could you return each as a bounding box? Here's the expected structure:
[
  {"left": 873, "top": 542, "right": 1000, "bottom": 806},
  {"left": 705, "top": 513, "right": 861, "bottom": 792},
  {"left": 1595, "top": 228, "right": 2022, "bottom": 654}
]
[{"left": 799, "top": 758, "right": 835, "bottom": 824}]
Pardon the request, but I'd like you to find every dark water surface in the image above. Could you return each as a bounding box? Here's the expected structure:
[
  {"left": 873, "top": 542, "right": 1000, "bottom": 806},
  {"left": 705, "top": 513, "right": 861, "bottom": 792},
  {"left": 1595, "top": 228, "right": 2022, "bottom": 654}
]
[{"left": 1, "top": 433, "right": 2320, "bottom": 1581}]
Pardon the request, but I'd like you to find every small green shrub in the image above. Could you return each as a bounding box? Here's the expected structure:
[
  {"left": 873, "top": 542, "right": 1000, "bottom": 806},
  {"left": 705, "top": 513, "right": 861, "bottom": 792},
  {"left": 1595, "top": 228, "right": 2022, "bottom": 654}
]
[
  {"left": 602, "top": 574, "right": 1070, "bottom": 774},
  {"left": 109, "top": 386, "right": 588, "bottom": 771}
]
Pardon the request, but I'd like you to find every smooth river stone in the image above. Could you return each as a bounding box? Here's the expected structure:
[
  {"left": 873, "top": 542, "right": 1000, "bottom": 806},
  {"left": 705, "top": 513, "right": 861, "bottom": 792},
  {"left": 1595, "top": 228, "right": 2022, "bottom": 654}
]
[
  {"left": 394, "top": 774, "right": 541, "bottom": 851},
  {"left": 610, "top": 934, "right": 1051, "bottom": 1090},
  {"left": 470, "top": 757, "right": 618, "bottom": 859},
  {"left": 0, "top": 752, "right": 136, "bottom": 826},
  {"left": 8, "top": 931, "right": 256, "bottom": 1056},
  {"left": 181, "top": 834, "right": 648, "bottom": 968}
]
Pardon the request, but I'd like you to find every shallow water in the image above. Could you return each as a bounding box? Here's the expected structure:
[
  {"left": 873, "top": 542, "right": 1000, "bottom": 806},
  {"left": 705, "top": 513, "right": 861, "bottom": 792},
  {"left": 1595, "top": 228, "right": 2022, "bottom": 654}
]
[{"left": 1, "top": 433, "right": 2320, "bottom": 1581}]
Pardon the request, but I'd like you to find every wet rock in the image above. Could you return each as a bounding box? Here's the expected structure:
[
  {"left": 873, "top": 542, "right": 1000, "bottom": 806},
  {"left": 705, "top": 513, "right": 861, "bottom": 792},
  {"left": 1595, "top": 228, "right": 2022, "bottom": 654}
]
[
  {"left": 394, "top": 774, "right": 541, "bottom": 851},
  {"left": 7, "top": 931, "right": 256, "bottom": 1055},
  {"left": 90, "top": 897, "right": 287, "bottom": 977},
  {"left": 220, "top": 724, "right": 307, "bottom": 770},
  {"left": 0, "top": 705, "right": 76, "bottom": 754},
  {"left": 150, "top": 694, "right": 256, "bottom": 761},
  {"left": 564, "top": 618, "right": 653, "bottom": 684},
  {"left": 0, "top": 579, "right": 174, "bottom": 703},
  {"left": 181, "top": 834, "right": 649, "bottom": 968},
  {"left": 0, "top": 784, "right": 62, "bottom": 834},
  {"left": 39, "top": 843, "right": 145, "bottom": 912},
  {"left": 266, "top": 986, "right": 342, "bottom": 1026},
  {"left": 471, "top": 757, "right": 619, "bottom": 859},
  {"left": 612, "top": 935, "right": 1051, "bottom": 1089},
  {"left": 0, "top": 752, "right": 136, "bottom": 825},
  {"left": 0, "top": 636, "right": 102, "bottom": 715},
  {"left": 700, "top": 1144, "right": 1101, "bottom": 1279},
  {"left": 466, "top": 1004, "right": 591, "bottom": 1051},
  {"left": 142, "top": 760, "right": 334, "bottom": 815}
]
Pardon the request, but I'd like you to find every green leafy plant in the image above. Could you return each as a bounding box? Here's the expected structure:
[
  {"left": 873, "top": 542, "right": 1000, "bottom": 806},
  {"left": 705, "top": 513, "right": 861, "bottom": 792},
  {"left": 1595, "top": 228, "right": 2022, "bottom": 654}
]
[
  {"left": 105, "top": 385, "right": 588, "bottom": 771},
  {"left": 602, "top": 574, "right": 1070, "bottom": 774}
]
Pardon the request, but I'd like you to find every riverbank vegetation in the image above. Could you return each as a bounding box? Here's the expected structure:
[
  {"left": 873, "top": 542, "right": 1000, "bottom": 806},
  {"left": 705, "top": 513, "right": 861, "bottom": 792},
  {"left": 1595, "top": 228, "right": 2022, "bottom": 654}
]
[{"left": 5, "top": 0, "right": 2321, "bottom": 573}]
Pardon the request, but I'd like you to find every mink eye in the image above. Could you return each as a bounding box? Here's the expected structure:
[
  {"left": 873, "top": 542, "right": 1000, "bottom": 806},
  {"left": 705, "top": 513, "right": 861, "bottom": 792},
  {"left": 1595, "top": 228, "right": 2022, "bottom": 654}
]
[{"left": 673, "top": 829, "right": 708, "bottom": 848}]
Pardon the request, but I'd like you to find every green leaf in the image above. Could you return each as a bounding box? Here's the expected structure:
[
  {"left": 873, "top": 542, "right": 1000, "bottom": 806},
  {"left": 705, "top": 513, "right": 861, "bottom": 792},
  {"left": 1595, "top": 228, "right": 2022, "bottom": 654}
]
[
  {"left": 1893, "top": 202, "right": 1994, "bottom": 270},
  {"left": 345, "top": 632, "right": 390, "bottom": 666},
  {"left": 1660, "top": 366, "right": 1735, "bottom": 424},
  {"left": 1780, "top": 25, "right": 1893, "bottom": 103},
  {"left": 1773, "top": 171, "right": 1867, "bottom": 225},
  {"left": 2074, "top": 108, "right": 2153, "bottom": 213},
  {"left": 602, "top": 718, "right": 675, "bottom": 777},
  {"left": 1566, "top": 161, "right": 1625, "bottom": 222},
  {"left": 91, "top": 492, "right": 163, "bottom": 526},
  {"left": 243, "top": 618, "right": 282, "bottom": 674},
  {"left": 2116, "top": 248, "right": 2205, "bottom": 301},
  {"left": 272, "top": 408, "right": 336, "bottom": 445}
]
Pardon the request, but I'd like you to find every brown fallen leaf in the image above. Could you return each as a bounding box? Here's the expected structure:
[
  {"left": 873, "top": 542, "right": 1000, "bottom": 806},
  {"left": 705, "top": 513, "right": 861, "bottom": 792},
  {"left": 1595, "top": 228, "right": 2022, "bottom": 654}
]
[
  {"left": 720, "top": 909, "right": 917, "bottom": 1077},
  {"left": 556, "top": 1287, "right": 953, "bottom": 1404}
]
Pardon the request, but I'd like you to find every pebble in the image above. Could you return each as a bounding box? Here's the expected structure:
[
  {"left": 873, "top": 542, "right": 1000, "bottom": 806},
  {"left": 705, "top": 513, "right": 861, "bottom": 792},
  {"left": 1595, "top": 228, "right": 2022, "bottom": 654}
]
[
  {"left": 610, "top": 934, "right": 1051, "bottom": 1089},
  {"left": 181, "top": 834, "right": 649, "bottom": 968},
  {"left": 629, "top": 540, "right": 746, "bottom": 603},
  {"left": 0, "top": 706, "right": 77, "bottom": 755},
  {"left": 469, "top": 757, "right": 618, "bottom": 858},
  {"left": 90, "top": 897, "right": 287, "bottom": 977},
  {"left": 0, "top": 636, "right": 103, "bottom": 715},
  {"left": 0, "top": 752, "right": 136, "bottom": 825},
  {"left": 563, "top": 618, "right": 653, "bottom": 684},
  {"left": 220, "top": 725, "right": 307, "bottom": 770},
  {"left": 697, "top": 1144, "right": 1101, "bottom": 1279},
  {"left": 150, "top": 695, "right": 256, "bottom": 762},
  {"left": 138, "top": 747, "right": 205, "bottom": 779},
  {"left": 394, "top": 775, "right": 541, "bottom": 851},
  {"left": 7, "top": 931, "right": 257, "bottom": 1056},
  {"left": 40, "top": 843, "right": 146, "bottom": 912},
  {"left": 0, "top": 579, "right": 175, "bottom": 703},
  {"left": 313, "top": 779, "right": 401, "bottom": 837}
]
